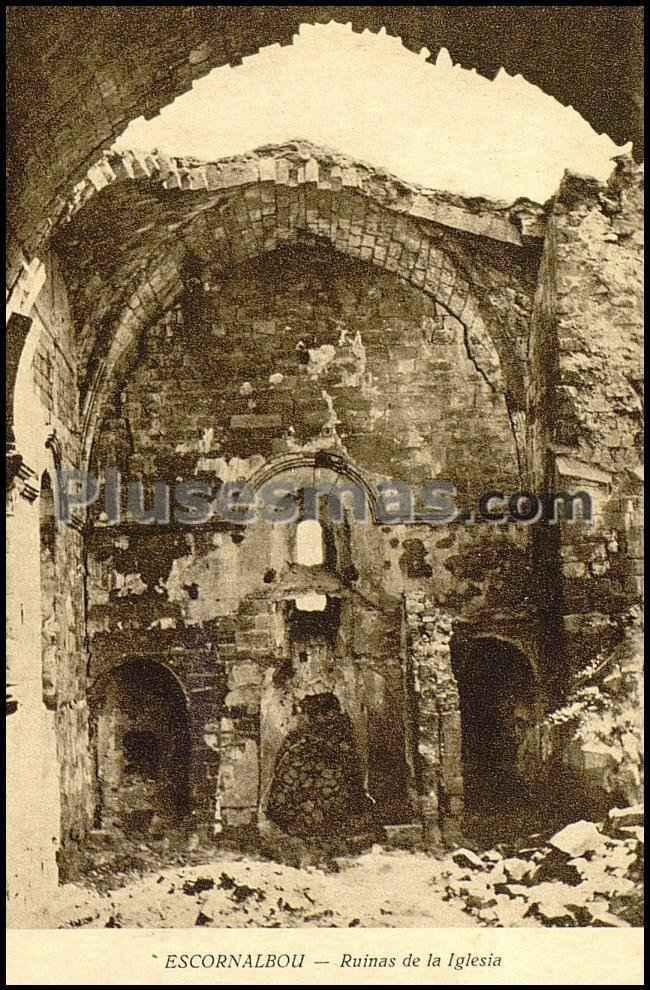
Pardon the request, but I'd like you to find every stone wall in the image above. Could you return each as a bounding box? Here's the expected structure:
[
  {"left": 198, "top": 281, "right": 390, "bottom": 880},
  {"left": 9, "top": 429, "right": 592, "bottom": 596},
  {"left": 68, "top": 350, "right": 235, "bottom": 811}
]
[
  {"left": 526, "top": 158, "right": 644, "bottom": 802},
  {"left": 6, "top": 247, "right": 92, "bottom": 921},
  {"left": 529, "top": 159, "right": 643, "bottom": 666},
  {"left": 84, "top": 242, "right": 541, "bottom": 839},
  {"left": 89, "top": 243, "right": 522, "bottom": 494}
]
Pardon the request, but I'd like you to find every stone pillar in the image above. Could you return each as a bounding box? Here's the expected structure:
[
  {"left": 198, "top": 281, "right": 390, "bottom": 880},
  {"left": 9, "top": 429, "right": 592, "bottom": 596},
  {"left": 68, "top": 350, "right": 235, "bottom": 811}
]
[
  {"left": 5, "top": 312, "right": 33, "bottom": 465},
  {"left": 5, "top": 455, "right": 39, "bottom": 712},
  {"left": 215, "top": 659, "right": 262, "bottom": 832},
  {"left": 185, "top": 658, "right": 225, "bottom": 839},
  {"left": 404, "top": 593, "right": 463, "bottom": 845},
  {"left": 528, "top": 157, "right": 643, "bottom": 679},
  {"left": 215, "top": 599, "right": 277, "bottom": 834}
]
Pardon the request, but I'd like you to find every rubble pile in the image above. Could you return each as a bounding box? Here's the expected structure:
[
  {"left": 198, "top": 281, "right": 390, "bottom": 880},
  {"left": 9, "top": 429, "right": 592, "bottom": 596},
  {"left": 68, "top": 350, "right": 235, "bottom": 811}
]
[
  {"left": 47, "top": 808, "right": 643, "bottom": 930},
  {"left": 435, "top": 805, "right": 644, "bottom": 927},
  {"left": 53, "top": 848, "right": 474, "bottom": 929},
  {"left": 265, "top": 705, "right": 370, "bottom": 839}
]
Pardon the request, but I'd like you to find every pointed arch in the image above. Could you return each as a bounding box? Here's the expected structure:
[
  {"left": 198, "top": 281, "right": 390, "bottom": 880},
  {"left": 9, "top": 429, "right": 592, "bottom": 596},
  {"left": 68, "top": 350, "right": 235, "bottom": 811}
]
[{"left": 49, "top": 144, "right": 537, "bottom": 467}]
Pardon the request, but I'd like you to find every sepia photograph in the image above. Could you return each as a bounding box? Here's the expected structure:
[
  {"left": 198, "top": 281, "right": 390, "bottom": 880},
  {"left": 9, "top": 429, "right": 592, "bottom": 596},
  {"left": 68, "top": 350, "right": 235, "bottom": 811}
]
[{"left": 5, "top": 4, "right": 644, "bottom": 983}]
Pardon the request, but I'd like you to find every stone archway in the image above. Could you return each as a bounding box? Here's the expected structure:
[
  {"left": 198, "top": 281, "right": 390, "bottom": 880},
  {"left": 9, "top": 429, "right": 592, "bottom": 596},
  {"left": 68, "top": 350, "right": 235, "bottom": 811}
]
[
  {"left": 45, "top": 142, "right": 534, "bottom": 471},
  {"left": 451, "top": 636, "right": 538, "bottom": 812},
  {"left": 91, "top": 660, "right": 191, "bottom": 834}
]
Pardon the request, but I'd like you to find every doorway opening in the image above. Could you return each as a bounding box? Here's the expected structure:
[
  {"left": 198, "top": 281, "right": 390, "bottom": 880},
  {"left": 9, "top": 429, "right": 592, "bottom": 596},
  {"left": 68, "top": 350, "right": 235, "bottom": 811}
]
[
  {"left": 452, "top": 637, "right": 537, "bottom": 818},
  {"left": 92, "top": 661, "right": 191, "bottom": 834}
]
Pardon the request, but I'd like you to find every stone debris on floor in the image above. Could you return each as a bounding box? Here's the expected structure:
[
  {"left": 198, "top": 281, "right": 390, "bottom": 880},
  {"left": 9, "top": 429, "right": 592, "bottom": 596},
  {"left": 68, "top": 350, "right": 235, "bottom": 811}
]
[
  {"left": 52, "top": 847, "right": 476, "bottom": 930},
  {"left": 433, "top": 804, "right": 644, "bottom": 927},
  {"left": 43, "top": 805, "right": 643, "bottom": 930}
]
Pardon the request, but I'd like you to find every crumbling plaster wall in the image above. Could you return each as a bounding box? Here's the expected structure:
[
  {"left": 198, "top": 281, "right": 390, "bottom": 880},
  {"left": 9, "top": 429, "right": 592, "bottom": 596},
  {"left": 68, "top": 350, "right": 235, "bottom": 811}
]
[{"left": 85, "top": 243, "right": 540, "bottom": 835}]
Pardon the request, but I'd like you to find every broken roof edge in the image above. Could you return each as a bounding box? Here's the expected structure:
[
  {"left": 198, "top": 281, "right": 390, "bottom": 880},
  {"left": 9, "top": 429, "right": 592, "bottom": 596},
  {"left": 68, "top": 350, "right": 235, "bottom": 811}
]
[{"left": 66, "top": 138, "right": 548, "bottom": 248}]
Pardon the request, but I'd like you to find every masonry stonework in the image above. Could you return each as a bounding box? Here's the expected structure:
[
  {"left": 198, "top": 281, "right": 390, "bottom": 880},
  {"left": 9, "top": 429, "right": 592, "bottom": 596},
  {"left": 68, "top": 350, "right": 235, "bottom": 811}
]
[
  {"left": 7, "top": 6, "right": 642, "bottom": 290},
  {"left": 6, "top": 140, "right": 643, "bottom": 924}
]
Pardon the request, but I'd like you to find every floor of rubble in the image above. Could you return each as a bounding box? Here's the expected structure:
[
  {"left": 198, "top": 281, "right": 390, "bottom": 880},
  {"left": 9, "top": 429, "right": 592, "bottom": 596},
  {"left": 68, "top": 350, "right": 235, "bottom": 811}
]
[{"left": 34, "top": 806, "right": 644, "bottom": 930}]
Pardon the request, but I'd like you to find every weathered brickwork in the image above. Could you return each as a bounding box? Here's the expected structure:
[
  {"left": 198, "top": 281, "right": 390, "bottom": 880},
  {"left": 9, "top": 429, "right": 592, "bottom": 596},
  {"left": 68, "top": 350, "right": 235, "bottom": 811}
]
[
  {"left": 6, "top": 142, "right": 643, "bottom": 922},
  {"left": 525, "top": 159, "right": 644, "bottom": 802},
  {"left": 89, "top": 243, "right": 522, "bottom": 491},
  {"left": 552, "top": 159, "right": 643, "bottom": 480},
  {"left": 529, "top": 159, "right": 643, "bottom": 647}
]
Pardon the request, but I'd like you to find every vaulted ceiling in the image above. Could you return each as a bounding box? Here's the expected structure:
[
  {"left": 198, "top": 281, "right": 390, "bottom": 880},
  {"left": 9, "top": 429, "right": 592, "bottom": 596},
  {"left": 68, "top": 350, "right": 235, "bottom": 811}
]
[
  {"left": 50, "top": 142, "right": 544, "bottom": 459},
  {"left": 7, "top": 6, "right": 643, "bottom": 283}
]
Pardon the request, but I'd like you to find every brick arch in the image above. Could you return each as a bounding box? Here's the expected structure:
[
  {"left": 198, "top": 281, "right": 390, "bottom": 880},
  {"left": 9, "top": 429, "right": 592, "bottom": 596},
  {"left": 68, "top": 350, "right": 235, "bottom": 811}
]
[
  {"left": 88, "top": 655, "right": 191, "bottom": 708},
  {"left": 453, "top": 632, "right": 540, "bottom": 682},
  {"left": 247, "top": 451, "right": 382, "bottom": 524},
  {"left": 6, "top": 6, "right": 642, "bottom": 286},
  {"left": 48, "top": 145, "right": 534, "bottom": 468},
  {"left": 87, "top": 658, "right": 194, "bottom": 830},
  {"left": 449, "top": 633, "right": 544, "bottom": 809},
  {"left": 87, "top": 653, "right": 225, "bottom": 830}
]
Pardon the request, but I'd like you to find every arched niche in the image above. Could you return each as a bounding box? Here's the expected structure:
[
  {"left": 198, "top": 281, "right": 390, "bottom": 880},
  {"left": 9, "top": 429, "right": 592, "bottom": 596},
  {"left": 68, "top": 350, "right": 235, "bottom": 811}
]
[{"left": 90, "top": 660, "right": 191, "bottom": 834}]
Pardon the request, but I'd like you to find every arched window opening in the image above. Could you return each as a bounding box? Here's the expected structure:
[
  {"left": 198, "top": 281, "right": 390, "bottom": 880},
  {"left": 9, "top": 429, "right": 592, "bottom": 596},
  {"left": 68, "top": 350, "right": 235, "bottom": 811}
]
[{"left": 295, "top": 518, "right": 324, "bottom": 567}]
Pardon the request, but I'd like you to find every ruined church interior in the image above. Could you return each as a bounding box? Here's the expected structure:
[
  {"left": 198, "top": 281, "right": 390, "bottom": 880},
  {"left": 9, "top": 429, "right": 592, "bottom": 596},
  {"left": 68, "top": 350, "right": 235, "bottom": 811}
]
[{"left": 6, "top": 8, "right": 643, "bottom": 929}]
